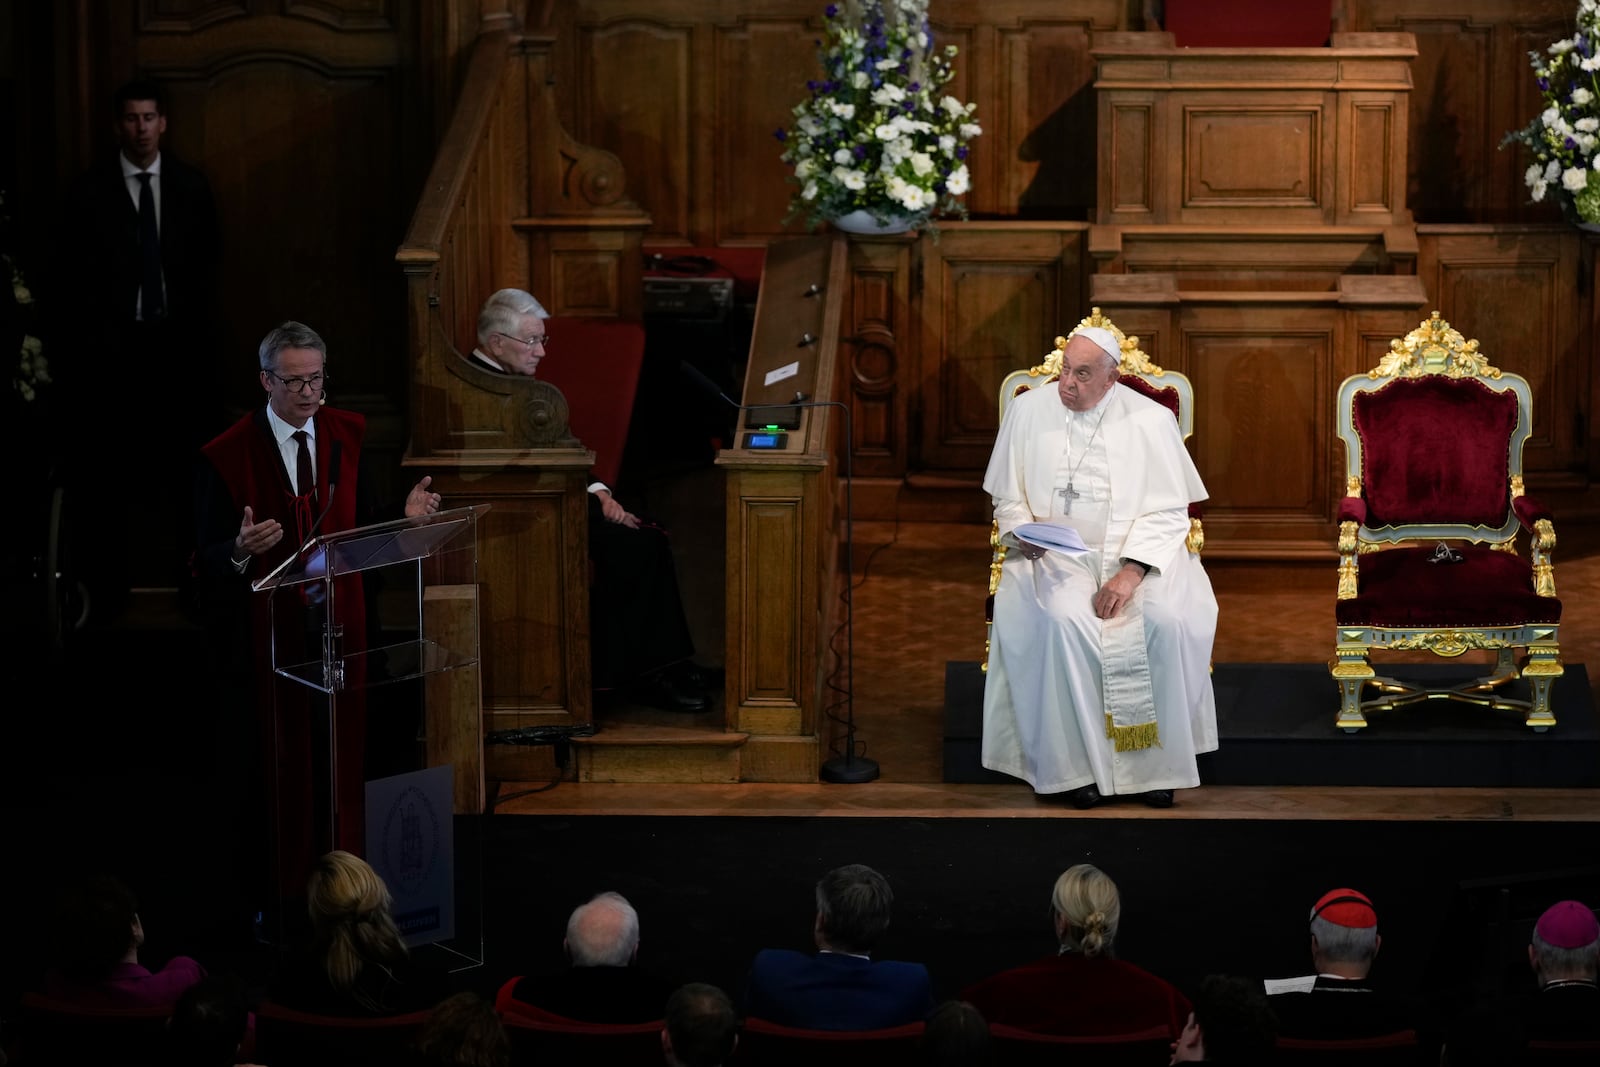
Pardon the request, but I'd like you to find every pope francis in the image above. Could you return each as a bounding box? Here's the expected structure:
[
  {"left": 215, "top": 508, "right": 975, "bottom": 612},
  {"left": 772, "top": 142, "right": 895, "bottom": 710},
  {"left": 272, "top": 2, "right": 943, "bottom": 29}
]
[{"left": 980, "top": 326, "right": 1218, "bottom": 808}]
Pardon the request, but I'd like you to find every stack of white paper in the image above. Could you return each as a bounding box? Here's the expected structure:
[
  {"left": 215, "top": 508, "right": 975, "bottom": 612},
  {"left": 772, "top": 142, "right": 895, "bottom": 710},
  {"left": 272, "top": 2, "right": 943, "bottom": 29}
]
[{"left": 1014, "top": 522, "right": 1089, "bottom": 555}]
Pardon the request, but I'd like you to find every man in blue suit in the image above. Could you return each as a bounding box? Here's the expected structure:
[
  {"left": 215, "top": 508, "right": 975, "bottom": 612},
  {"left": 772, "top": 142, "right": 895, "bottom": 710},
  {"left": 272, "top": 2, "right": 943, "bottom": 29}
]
[{"left": 743, "top": 863, "right": 934, "bottom": 1031}]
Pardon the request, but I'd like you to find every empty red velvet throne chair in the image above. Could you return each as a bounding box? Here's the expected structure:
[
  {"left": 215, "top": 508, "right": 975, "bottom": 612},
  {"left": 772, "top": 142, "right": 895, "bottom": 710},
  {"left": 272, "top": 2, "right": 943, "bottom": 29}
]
[{"left": 1331, "top": 312, "right": 1562, "bottom": 732}]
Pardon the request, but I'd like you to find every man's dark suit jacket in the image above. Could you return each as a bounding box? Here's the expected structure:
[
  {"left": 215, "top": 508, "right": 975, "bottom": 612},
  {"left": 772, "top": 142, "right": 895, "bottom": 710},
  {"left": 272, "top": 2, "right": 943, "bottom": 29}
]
[
  {"left": 743, "top": 948, "right": 934, "bottom": 1031},
  {"left": 509, "top": 966, "right": 676, "bottom": 1023},
  {"left": 1268, "top": 975, "right": 1415, "bottom": 1039},
  {"left": 64, "top": 151, "right": 220, "bottom": 327}
]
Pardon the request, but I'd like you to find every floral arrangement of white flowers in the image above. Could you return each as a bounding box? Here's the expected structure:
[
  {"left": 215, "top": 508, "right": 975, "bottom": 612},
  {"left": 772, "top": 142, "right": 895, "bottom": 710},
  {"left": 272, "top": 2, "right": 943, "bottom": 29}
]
[
  {"left": 1504, "top": 0, "right": 1600, "bottom": 222},
  {"left": 775, "top": 0, "right": 980, "bottom": 232},
  {"left": 2, "top": 190, "right": 48, "bottom": 403}
]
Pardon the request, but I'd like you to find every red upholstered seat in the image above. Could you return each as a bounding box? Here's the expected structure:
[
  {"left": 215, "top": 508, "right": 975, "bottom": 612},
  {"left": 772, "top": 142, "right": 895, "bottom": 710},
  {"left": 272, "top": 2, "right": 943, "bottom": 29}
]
[
  {"left": 1276, "top": 1028, "right": 1420, "bottom": 1066},
  {"left": 536, "top": 316, "right": 647, "bottom": 488},
  {"left": 7, "top": 992, "right": 172, "bottom": 1067},
  {"left": 1337, "top": 545, "right": 1561, "bottom": 628},
  {"left": 500, "top": 1006, "right": 664, "bottom": 1065},
  {"left": 254, "top": 1000, "right": 432, "bottom": 1067},
  {"left": 1331, "top": 312, "right": 1563, "bottom": 732},
  {"left": 734, "top": 1016, "right": 926, "bottom": 1067},
  {"left": 988, "top": 1021, "right": 1175, "bottom": 1066}
]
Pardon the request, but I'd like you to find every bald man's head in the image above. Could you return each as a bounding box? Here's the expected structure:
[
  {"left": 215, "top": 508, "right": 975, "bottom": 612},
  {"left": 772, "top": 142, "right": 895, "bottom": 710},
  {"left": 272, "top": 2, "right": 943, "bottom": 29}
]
[{"left": 565, "top": 891, "right": 640, "bottom": 967}]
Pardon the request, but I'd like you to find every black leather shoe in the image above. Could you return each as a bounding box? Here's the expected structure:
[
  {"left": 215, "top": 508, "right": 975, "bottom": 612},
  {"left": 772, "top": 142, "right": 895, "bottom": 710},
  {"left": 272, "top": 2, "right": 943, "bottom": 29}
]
[
  {"left": 635, "top": 672, "right": 710, "bottom": 713},
  {"left": 1065, "top": 784, "right": 1102, "bottom": 809},
  {"left": 1141, "top": 789, "right": 1175, "bottom": 809}
]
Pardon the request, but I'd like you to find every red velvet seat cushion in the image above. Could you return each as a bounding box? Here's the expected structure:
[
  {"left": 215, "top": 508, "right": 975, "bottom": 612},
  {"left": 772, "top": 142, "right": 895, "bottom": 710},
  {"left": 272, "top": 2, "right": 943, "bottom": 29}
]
[
  {"left": 1336, "top": 545, "right": 1561, "bottom": 627},
  {"left": 1352, "top": 377, "right": 1518, "bottom": 529}
]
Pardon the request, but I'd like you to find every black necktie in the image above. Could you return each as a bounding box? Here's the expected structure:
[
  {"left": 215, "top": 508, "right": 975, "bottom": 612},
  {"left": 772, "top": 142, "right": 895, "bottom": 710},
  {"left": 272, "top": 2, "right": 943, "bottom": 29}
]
[
  {"left": 135, "top": 172, "right": 165, "bottom": 321},
  {"left": 293, "top": 430, "right": 315, "bottom": 503}
]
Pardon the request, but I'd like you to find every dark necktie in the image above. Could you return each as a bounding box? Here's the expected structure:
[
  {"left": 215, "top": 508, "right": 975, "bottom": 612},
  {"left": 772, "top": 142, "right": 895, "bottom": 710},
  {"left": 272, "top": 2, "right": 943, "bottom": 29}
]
[
  {"left": 135, "top": 172, "right": 165, "bottom": 321},
  {"left": 293, "top": 430, "right": 315, "bottom": 504}
]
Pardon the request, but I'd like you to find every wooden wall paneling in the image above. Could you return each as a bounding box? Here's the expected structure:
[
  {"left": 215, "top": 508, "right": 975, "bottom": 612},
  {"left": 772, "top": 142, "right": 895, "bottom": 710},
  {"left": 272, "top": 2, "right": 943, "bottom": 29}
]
[
  {"left": 1182, "top": 303, "right": 1341, "bottom": 554},
  {"left": 1341, "top": 92, "right": 1405, "bottom": 223},
  {"left": 1103, "top": 93, "right": 1157, "bottom": 222},
  {"left": 843, "top": 237, "right": 915, "bottom": 484},
  {"left": 712, "top": 16, "right": 822, "bottom": 244},
  {"left": 575, "top": 18, "right": 694, "bottom": 242},
  {"left": 979, "top": 9, "right": 1119, "bottom": 219},
  {"left": 1342, "top": 0, "right": 1570, "bottom": 223},
  {"left": 914, "top": 224, "right": 1087, "bottom": 474},
  {"left": 1179, "top": 92, "right": 1331, "bottom": 225},
  {"left": 1416, "top": 225, "right": 1587, "bottom": 484}
]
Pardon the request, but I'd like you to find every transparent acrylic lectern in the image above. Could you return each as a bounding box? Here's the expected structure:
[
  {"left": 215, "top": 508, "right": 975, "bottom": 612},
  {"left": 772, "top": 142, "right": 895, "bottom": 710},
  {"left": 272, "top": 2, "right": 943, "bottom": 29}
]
[{"left": 252, "top": 503, "right": 489, "bottom": 969}]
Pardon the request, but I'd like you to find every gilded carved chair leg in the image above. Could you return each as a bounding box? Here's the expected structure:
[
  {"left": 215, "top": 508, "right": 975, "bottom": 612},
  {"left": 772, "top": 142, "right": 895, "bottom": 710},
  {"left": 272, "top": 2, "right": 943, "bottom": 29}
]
[
  {"left": 1523, "top": 644, "right": 1564, "bottom": 731},
  {"left": 1331, "top": 644, "right": 1374, "bottom": 732}
]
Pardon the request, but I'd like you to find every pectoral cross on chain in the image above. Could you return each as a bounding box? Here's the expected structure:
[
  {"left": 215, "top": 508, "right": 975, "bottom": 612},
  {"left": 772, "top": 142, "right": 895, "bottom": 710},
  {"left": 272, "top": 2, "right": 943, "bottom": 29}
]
[{"left": 1056, "top": 483, "right": 1081, "bottom": 515}]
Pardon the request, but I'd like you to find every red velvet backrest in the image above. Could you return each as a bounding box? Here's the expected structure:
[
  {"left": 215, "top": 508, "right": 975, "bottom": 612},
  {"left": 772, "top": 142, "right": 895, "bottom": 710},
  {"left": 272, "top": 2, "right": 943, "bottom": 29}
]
[
  {"left": 1351, "top": 377, "right": 1518, "bottom": 528},
  {"left": 11, "top": 993, "right": 172, "bottom": 1067},
  {"left": 1164, "top": 0, "right": 1331, "bottom": 46},
  {"left": 501, "top": 1010, "right": 665, "bottom": 1065},
  {"left": 735, "top": 1017, "right": 926, "bottom": 1067},
  {"left": 254, "top": 1000, "right": 432, "bottom": 1067},
  {"left": 1118, "top": 374, "right": 1183, "bottom": 422},
  {"left": 536, "top": 316, "right": 648, "bottom": 488},
  {"left": 988, "top": 1022, "right": 1175, "bottom": 1067},
  {"left": 1276, "top": 1029, "right": 1419, "bottom": 1066}
]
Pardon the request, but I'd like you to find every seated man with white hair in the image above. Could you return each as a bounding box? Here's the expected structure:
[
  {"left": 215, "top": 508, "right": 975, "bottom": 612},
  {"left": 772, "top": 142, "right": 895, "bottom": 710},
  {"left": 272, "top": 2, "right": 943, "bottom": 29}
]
[
  {"left": 981, "top": 323, "right": 1218, "bottom": 809},
  {"left": 506, "top": 890, "right": 677, "bottom": 1023}
]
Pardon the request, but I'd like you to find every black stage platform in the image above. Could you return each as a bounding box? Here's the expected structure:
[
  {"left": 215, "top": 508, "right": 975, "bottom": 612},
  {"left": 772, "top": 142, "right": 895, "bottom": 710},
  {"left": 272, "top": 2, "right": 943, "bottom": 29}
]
[{"left": 943, "top": 660, "right": 1600, "bottom": 787}]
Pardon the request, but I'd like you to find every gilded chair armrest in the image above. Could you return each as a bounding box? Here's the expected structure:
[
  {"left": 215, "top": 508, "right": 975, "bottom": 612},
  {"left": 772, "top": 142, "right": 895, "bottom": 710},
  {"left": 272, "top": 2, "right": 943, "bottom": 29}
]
[
  {"left": 1337, "top": 520, "right": 1359, "bottom": 599},
  {"left": 1336, "top": 496, "right": 1367, "bottom": 526},
  {"left": 1513, "top": 494, "right": 1552, "bottom": 530}
]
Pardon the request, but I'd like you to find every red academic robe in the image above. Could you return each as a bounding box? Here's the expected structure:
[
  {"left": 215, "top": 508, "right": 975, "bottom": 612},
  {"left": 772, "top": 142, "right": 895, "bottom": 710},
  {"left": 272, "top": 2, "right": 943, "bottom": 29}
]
[{"left": 200, "top": 406, "right": 370, "bottom": 891}]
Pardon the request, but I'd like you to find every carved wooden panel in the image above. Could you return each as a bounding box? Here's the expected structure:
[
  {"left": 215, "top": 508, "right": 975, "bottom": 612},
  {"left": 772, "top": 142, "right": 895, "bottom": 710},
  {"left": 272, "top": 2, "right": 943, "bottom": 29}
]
[
  {"left": 1342, "top": 0, "right": 1571, "bottom": 223},
  {"left": 916, "top": 225, "right": 1087, "bottom": 472},
  {"left": 989, "top": 18, "right": 1106, "bottom": 218},
  {"left": 1107, "top": 100, "right": 1155, "bottom": 217},
  {"left": 1185, "top": 104, "right": 1323, "bottom": 213},
  {"left": 1345, "top": 97, "right": 1398, "bottom": 217},
  {"left": 732, "top": 490, "right": 806, "bottom": 710},
  {"left": 1416, "top": 226, "right": 1586, "bottom": 481},
  {"left": 844, "top": 240, "right": 913, "bottom": 479},
  {"left": 576, "top": 20, "right": 694, "bottom": 241}
]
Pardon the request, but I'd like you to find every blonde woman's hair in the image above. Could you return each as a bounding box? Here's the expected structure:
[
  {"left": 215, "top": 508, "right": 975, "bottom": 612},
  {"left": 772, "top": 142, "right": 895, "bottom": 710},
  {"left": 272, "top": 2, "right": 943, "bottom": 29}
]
[
  {"left": 1051, "top": 863, "right": 1121, "bottom": 959},
  {"left": 306, "top": 850, "right": 409, "bottom": 1008}
]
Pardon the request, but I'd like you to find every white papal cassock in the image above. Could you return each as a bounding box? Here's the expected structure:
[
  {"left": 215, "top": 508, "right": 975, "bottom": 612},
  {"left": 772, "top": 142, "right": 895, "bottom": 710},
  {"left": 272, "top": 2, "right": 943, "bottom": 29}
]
[{"left": 981, "top": 379, "right": 1218, "bottom": 795}]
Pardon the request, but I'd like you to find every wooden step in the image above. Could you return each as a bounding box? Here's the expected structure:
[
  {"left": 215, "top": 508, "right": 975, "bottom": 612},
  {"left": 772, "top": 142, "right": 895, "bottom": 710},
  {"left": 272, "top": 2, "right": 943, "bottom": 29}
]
[{"left": 572, "top": 720, "right": 749, "bottom": 783}]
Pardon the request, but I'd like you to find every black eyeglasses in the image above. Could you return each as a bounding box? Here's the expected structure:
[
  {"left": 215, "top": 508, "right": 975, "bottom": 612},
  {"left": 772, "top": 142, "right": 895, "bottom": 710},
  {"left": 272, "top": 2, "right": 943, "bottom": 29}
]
[
  {"left": 495, "top": 331, "right": 549, "bottom": 348},
  {"left": 267, "top": 370, "right": 327, "bottom": 393}
]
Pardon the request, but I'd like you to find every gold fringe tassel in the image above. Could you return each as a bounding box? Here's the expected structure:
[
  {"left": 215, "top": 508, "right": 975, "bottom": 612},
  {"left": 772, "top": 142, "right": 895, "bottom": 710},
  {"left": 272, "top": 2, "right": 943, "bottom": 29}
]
[{"left": 1104, "top": 715, "right": 1160, "bottom": 752}]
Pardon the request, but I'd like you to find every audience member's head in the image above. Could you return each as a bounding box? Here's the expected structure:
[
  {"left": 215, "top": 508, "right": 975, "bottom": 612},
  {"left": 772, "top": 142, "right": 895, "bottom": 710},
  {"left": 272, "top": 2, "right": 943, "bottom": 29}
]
[
  {"left": 1170, "top": 974, "right": 1278, "bottom": 1064},
  {"left": 51, "top": 874, "right": 142, "bottom": 982},
  {"left": 921, "top": 999, "right": 993, "bottom": 1067},
  {"left": 1051, "top": 863, "right": 1120, "bottom": 959},
  {"left": 1529, "top": 899, "right": 1600, "bottom": 986},
  {"left": 411, "top": 991, "right": 511, "bottom": 1067},
  {"left": 474, "top": 288, "right": 550, "bottom": 376},
  {"left": 167, "top": 976, "right": 250, "bottom": 1067},
  {"left": 662, "top": 982, "right": 738, "bottom": 1067},
  {"left": 565, "top": 890, "right": 641, "bottom": 967},
  {"left": 814, "top": 864, "right": 894, "bottom": 955},
  {"left": 1307, "top": 887, "right": 1380, "bottom": 978},
  {"left": 306, "top": 850, "right": 409, "bottom": 1004}
]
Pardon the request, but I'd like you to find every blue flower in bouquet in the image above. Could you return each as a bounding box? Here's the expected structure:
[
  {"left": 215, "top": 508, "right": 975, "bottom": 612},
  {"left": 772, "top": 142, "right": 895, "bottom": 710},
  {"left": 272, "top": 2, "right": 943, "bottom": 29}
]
[
  {"left": 1504, "top": 0, "right": 1600, "bottom": 222},
  {"left": 777, "top": 0, "right": 981, "bottom": 232}
]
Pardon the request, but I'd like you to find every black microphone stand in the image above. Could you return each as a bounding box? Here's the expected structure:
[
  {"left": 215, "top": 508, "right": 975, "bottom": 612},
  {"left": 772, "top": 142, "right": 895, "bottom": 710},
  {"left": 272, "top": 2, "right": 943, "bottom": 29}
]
[{"left": 680, "top": 363, "right": 879, "bottom": 783}]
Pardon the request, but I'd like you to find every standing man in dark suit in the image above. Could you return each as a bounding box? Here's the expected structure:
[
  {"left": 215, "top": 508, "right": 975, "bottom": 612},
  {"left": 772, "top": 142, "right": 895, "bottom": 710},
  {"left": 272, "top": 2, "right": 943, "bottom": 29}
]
[
  {"left": 744, "top": 863, "right": 934, "bottom": 1030},
  {"left": 60, "top": 78, "right": 222, "bottom": 610}
]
